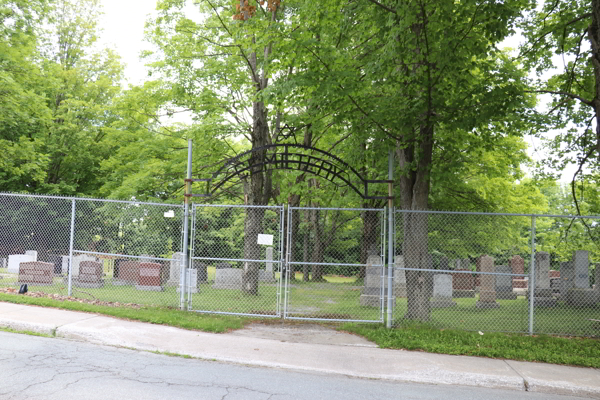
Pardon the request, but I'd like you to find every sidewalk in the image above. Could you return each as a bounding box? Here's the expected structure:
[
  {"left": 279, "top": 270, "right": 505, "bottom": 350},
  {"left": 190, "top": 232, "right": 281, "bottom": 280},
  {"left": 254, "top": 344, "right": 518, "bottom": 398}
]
[{"left": 0, "top": 302, "right": 598, "bottom": 398}]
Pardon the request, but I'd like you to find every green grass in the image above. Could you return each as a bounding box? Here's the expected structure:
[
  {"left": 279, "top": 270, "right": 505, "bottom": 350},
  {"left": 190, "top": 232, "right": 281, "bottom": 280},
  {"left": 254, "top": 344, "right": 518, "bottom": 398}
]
[
  {"left": 0, "top": 326, "right": 54, "bottom": 338},
  {"left": 0, "top": 293, "right": 247, "bottom": 333},
  {"left": 340, "top": 322, "right": 600, "bottom": 368}
]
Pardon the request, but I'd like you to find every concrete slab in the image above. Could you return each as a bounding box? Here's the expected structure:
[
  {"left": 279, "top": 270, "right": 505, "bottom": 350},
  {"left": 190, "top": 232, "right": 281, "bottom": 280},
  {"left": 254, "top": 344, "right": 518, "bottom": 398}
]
[
  {"left": 0, "top": 302, "right": 97, "bottom": 335},
  {"left": 229, "top": 323, "right": 378, "bottom": 347},
  {"left": 506, "top": 360, "right": 600, "bottom": 398},
  {"left": 55, "top": 316, "right": 525, "bottom": 391}
]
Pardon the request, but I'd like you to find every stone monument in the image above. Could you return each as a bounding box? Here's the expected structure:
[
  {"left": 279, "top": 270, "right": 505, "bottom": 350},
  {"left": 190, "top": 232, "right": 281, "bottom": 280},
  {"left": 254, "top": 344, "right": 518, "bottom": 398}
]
[
  {"left": 259, "top": 247, "right": 276, "bottom": 283},
  {"left": 8, "top": 254, "right": 36, "bottom": 273},
  {"left": 75, "top": 261, "right": 104, "bottom": 288},
  {"left": 495, "top": 265, "right": 517, "bottom": 300},
  {"left": 136, "top": 262, "right": 163, "bottom": 291},
  {"left": 113, "top": 261, "right": 140, "bottom": 285},
  {"left": 17, "top": 261, "right": 53, "bottom": 286},
  {"left": 476, "top": 255, "right": 499, "bottom": 309},
  {"left": 360, "top": 250, "right": 394, "bottom": 307},
  {"left": 528, "top": 251, "right": 556, "bottom": 307},
  {"left": 212, "top": 268, "right": 243, "bottom": 290},
  {"left": 430, "top": 274, "right": 457, "bottom": 308},
  {"left": 510, "top": 255, "right": 528, "bottom": 290},
  {"left": 167, "top": 252, "right": 184, "bottom": 286}
]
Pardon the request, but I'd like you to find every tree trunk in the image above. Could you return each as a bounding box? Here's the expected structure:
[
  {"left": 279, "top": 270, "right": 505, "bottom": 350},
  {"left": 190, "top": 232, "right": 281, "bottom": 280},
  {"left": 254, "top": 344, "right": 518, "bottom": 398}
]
[
  {"left": 360, "top": 209, "right": 379, "bottom": 279},
  {"left": 310, "top": 207, "right": 326, "bottom": 282},
  {"left": 302, "top": 216, "right": 310, "bottom": 281},
  {"left": 242, "top": 206, "right": 265, "bottom": 295},
  {"left": 398, "top": 123, "right": 434, "bottom": 321}
]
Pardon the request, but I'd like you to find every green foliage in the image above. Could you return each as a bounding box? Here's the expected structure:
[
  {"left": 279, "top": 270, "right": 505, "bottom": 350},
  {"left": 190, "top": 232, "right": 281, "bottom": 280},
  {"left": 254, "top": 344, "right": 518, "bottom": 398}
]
[{"left": 341, "top": 323, "right": 600, "bottom": 368}]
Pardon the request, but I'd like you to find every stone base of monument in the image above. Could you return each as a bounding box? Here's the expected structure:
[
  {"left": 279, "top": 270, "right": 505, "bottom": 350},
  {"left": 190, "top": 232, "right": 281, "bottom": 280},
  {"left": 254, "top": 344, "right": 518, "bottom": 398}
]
[
  {"left": 476, "top": 301, "right": 500, "bottom": 309},
  {"left": 430, "top": 298, "right": 457, "bottom": 308},
  {"left": 212, "top": 268, "right": 243, "bottom": 290},
  {"left": 565, "top": 288, "right": 598, "bottom": 307},
  {"left": 359, "top": 294, "right": 396, "bottom": 307},
  {"left": 453, "top": 289, "right": 475, "bottom": 298},
  {"left": 166, "top": 280, "right": 180, "bottom": 287},
  {"left": 496, "top": 291, "right": 518, "bottom": 300},
  {"left": 73, "top": 279, "right": 104, "bottom": 288},
  {"left": 259, "top": 270, "right": 276, "bottom": 283},
  {"left": 136, "top": 285, "right": 164, "bottom": 292}
]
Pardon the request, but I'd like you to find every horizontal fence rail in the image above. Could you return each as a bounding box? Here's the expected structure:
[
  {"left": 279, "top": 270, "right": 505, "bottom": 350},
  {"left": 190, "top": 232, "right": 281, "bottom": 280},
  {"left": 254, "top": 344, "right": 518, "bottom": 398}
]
[{"left": 0, "top": 191, "right": 598, "bottom": 337}]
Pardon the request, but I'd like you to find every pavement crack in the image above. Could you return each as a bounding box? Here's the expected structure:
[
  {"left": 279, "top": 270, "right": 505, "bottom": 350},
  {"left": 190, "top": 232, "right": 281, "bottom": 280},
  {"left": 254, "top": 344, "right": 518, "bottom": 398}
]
[{"left": 503, "top": 360, "right": 528, "bottom": 391}]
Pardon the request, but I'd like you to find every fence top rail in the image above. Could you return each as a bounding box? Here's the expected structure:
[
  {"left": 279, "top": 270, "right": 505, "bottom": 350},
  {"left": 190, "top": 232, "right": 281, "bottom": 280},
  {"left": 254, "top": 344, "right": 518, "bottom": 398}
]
[
  {"left": 289, "top": 206, "right": 385, "bottom": 212},
  {"left": 395, "top": 208, "right": 600, "bottom": 219},
  {"left": 193, "top": 203, "right": 284, "bottom": 210},
  {"left": 0, "top": 192, "right": 184, "bottom": 208}
]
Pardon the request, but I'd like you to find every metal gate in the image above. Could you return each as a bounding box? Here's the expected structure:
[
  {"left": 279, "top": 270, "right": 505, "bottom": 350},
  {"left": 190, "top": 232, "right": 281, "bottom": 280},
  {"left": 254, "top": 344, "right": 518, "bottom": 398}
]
[
  {"left": 283, "top": 206, "right": 386, "bottom": 323},
  {"left": 187, "top": 204, "right": 284, "bottom": 317}
]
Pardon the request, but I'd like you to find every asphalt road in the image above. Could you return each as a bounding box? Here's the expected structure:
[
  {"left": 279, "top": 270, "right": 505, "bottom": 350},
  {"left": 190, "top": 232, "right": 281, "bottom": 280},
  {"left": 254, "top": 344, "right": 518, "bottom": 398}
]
[{"left": 0, "top": 332, "right": 591, "bottom": 400}]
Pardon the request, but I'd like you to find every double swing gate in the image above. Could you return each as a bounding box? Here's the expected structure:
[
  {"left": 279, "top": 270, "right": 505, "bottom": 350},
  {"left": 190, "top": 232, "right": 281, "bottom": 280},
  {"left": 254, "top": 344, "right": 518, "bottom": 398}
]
[{"left": 186, "top": 204, "right": 387, "bottom": 323}]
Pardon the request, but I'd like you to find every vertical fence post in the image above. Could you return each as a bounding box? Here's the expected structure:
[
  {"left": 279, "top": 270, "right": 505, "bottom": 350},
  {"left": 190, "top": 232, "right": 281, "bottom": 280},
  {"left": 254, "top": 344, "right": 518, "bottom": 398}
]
[
  {"left": 284, "top": 205, "right": 292, "bottom": 319},
  {"left": 386, "top": 150, "right": 394, "bottom": 328},
  {"left": 180, "top": 139, "right": 192, "bottom": 310},
  {"left": 67, "top": 199, "right": 76, "bottom": 297},
  {"left": 529, "top": 215, "right": 536, "bottom": 335}
]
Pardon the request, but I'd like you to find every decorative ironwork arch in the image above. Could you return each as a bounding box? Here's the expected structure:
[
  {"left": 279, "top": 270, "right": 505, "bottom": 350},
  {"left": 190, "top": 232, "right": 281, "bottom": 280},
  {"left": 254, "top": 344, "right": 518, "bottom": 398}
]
[{"left": 188, "top": 144, "right": 390, "bottom": 200}]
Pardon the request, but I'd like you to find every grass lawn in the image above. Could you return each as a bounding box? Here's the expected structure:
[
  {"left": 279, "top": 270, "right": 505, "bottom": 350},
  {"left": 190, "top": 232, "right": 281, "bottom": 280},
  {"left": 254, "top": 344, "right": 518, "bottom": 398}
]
[
  {"left": 340, "top": 322, "right": 600, "bottom": 368},
  {"left": 1, "top": 269, "right": 598, "bottom": 335}
]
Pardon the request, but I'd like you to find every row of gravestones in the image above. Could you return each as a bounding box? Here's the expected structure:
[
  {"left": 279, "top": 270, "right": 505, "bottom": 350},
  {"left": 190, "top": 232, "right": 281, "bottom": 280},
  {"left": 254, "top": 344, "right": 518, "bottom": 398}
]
[
  {"left": 3, "top": 247, "right": 278, "bottom": 292},
  {"left": 360, "top": 252, "right": 600, "bottom": 308}
]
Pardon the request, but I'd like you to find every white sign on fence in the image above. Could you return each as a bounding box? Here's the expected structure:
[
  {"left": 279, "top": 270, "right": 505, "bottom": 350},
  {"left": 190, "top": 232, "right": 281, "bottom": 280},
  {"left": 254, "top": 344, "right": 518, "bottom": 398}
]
[{"left": 257, "top": 234, "right": 273, "bottom": 246}]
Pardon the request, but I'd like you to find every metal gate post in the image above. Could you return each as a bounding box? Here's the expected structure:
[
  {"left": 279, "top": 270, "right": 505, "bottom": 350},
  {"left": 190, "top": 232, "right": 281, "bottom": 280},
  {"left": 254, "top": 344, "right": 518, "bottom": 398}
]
[
  {"left": 284, "top": 205, "right": 292, "bottom": 319},
  {"left": 529, "top": 215, "right": 536, "bottom": 335},
  {"left": 67, "top": 199, "right": 76, "bottom": 297},
  {"left": 180, "top": 139, "right": 192, "bottom": 310},
  {"left": 386, "top": 151, "right": 394, "bottom": 328}
]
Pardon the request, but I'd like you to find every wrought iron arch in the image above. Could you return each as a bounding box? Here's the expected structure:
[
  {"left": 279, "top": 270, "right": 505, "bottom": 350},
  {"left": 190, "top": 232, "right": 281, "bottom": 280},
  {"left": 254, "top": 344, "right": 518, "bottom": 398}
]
[{"left": 188, "top": 144, "right": 390, "bottom": 200}]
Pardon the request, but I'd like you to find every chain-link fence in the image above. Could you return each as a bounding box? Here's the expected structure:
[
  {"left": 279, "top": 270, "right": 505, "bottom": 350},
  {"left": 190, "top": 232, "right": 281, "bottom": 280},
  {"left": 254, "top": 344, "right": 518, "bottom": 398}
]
[
  {"left": 284, "top": 207, "right": 386, "bottom": 323},
  {"left": 189, "top": 204, "right": 284, "bottom": 317},
  {"left": 393, "top": 210, "right": 600, "bottom": 336},
  {"left": 1, "top": 192, "right": 599, "bottom": 336},
  {"left": 0, "top": 193, "right": 184, "bottom": 308}
]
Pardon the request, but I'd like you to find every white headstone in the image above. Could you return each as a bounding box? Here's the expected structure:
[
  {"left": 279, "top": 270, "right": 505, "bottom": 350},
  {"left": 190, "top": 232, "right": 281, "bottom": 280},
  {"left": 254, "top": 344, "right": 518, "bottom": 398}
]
[
  {"left": 535, "top": 251, "right": 550, "bottom": 289},
  {"left": 433, "top": 274, "right": 453, "bottom": 299},
  {"left": 1, "top": 258, "right": 7, "bottom": 269},
  {"left": 25, "top": 250, "right": 38, "bottom": 261},
  {"left": 168, "top": 252, "right": 184, "bottom": 286},
  {"left": 7, "top": 254, "right": 35, "bottom": 273},
  {"left": 573, "top": 250, "right": 590, "bottom": 289},
  {"left": 61, "top": 256, "right": 70, "bottom": 275},
  {"left": 212, "top": 268, "right": 243, "bottom": 289},
  {"left": 265, "top": 247, "right": 273, "bottom": 273}
]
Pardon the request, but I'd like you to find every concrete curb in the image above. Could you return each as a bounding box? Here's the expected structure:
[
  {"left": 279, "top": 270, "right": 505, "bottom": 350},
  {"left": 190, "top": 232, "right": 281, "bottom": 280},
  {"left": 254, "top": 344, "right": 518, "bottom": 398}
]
[{"left": 0, "top": 302, "right": 599, "bottom": 398}]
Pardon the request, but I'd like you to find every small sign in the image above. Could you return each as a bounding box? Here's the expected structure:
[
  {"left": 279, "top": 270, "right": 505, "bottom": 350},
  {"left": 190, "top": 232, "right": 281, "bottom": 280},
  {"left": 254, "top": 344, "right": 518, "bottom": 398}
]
[
  {"left": 164, "top": 210, "right": 175, "bottom": 218},
  {"left": 257, "top": 234, "right": 273, "bottom": 245}
]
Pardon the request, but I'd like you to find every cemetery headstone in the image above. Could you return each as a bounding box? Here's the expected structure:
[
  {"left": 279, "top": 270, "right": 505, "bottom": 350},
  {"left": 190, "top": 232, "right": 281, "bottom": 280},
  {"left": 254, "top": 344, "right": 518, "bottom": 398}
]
[
  {"left": 113, "top": 258, "right": 128, "bottom": 280},
  {"left": 215, "top": 262, "right": 232, "bottom": 269},
  {"left": 475, "top": 255, "right": 487, "bottom": 289},
  {"left": 75, "top": 261, "right": 104, "bottom": 288},
  {"left": 430, "top": 274, "right": 457, "bottom": 308},
  {"left": 573, "top": 250, "right": 590, "bottom": 289},
  {"left": 452, "top": 268, "right": 475, "bottom": 298},
  {"left": 560, "top": 261, "right": 575, "bottom": 295},
  {"left": 212, "top": 268, "right": 243, "bottom": 290},
  {"left": 528, "top": 251, "right": 556, "bottom": 307},
  {"left": 565, "top": 251, "right": 597, "bottom": 307},
  {"left": 167, "top": 252, "right": 184, "bottom": 286},
  {"left": 61, "top": 256, "right": 70, "bottom": 276},
  {"left": 476, "top": 255, "right": 499, "bottom": 309},
  {"left": 394, "top": 256, "right": 407, "bottom": 298},
  {"left": 18, "top": 261, "right": 53, "bottom": 286},
  {"left": 8, "top": 254, "right": 36, "bottom": 273},
  {"left": 495, "top": 265, "right": 517, "bottom": 300},
  {"left": 510, "top": 255, "right": 527, "bottom": 290},
  {"left": 25, "top": 250, "right": 38, "bottom": 261},
  {"left": 136, "top": 262, "right": 163, "bottom": 291},
  {"left": 71, "top": 254, "right": 96, "bottom": 277},
  {"left": 259, "top": 247, "right": 276, "bottom": 283},
  {"left": 360, "top": 253, "right": 395, "bottom": 307},
  {"left": 113, "top": 261, "right": 140, "bottom": 285}
]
